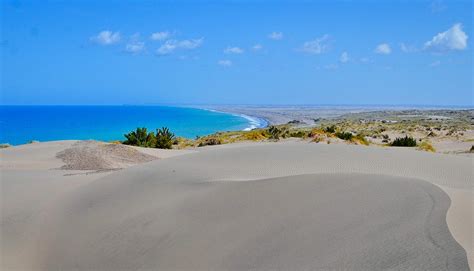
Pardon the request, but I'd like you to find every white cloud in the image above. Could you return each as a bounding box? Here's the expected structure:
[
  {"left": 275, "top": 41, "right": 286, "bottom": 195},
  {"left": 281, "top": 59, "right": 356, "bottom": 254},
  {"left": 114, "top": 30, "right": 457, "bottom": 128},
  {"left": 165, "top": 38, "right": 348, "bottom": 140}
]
[
  {"left": 91, "top": 30, "right": 121, "bottom": 45},
  {"left": 157, "top": 41, "right": 176, "bottom": 55},
  {"left": 218, "top": 60, "right": 232, "bottom": 67},
  {"left": 299, "top": 35, "right": 330, "bottom": 54},
  {"left": 156, "top": 38, "right": 203, "bottom": 55},
  {"left": 150, "top": 31, "right": 170, "bottom": 41},
  {"left": 400, "top": 43, "right": 418, "bottom": 53},
  {"left": 268, "top": 32, "right": 283, "bottom": 40},
  {"left": 125, "top": 41, "right": 145, "bottom": 54},
  {"left": 224, "top": 46, "right": 244, "bottom": 54},
  {"left": 375, "top": 43, "right": 391, "bottom": 54},
  {"left": 424, "top": 23, "right": 468, "bottom": 51},
  {"left": 430, "top": 60, "right": 441, "bottom": 67},
  {"left": 178, "top": 38, "right": 203, "bottom": 49},
  {"left": 339, "top": 51, "right": 350, "bottom": 63},
  {"left": 252, "top": 44, "right": 263, "bottom": 51}
]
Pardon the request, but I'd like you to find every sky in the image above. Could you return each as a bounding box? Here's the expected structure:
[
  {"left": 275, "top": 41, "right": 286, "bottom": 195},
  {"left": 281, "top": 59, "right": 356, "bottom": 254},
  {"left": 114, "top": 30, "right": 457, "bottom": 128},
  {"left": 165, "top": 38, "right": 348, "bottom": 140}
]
[{"left": 1, "top": 0, "right": 472, "bottom": 106}]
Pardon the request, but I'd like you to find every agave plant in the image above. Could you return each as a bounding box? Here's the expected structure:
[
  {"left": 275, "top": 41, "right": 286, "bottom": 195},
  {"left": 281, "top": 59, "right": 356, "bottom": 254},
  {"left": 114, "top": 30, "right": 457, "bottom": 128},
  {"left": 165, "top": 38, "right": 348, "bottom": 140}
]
[
  {"left": 156, "top": 127, "right": 175, "bottom": 149},
  {"left": 123, "top": 127, "right": 156, "bottom": 147}
]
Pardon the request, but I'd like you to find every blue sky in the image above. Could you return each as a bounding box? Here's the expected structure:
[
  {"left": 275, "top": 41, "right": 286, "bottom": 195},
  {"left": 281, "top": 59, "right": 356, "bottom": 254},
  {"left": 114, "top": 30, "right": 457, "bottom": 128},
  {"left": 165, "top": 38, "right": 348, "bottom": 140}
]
[{"left": 1, "top": 0, "right": 472, "bottom": 106}]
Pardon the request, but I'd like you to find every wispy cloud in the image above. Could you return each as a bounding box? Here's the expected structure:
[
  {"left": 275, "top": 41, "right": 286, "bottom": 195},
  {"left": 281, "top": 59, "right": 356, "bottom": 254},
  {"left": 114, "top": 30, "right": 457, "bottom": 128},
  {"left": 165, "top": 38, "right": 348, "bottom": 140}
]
[
  {"left": 224, "top": 46, "right": 244, "bottom": 54},
  {"left": 375, "top": 43, "right": 391, "bottom": 55},
  {"left": 124, "top": 33, "right": 145, "bottom": 54},
  {"left": 424, "top": 23, "right": 468, "bottom": 51},
  {"left": 156, "top": 38, "right": 203, "bottom": 55},
  {"left": 400, "top": 43, "right": 418, "bottom": 53},
  {"left": 218, "top": 59, "right": 232, "bottom": 67},
  {"left": 125, "top": 41, "right": 145, "bottom": 54},
  {"left": 90, "top": 30, "right": 121, "bottom": 45},
  {"left": 268, "top": 32, "right": 283, "bottom": 40},
  {"left": 150, "top": 31, "right": 170, "bottom": 41},
  {"left": 252, "top": 44, "right": 263, "bottom": 51},
  {"left": 299, "top": 35, "right": 330, "bottom": 54},
  {"left": 339, "top": 52, "right": 350, "bottom": 63}
]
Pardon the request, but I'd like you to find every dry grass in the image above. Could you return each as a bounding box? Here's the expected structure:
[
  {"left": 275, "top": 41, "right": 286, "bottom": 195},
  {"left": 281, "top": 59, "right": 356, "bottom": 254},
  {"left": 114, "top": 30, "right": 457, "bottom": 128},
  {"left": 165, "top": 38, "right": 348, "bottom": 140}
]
[{"left": 418, "top": 141, "right": 436, "bottom": 152}]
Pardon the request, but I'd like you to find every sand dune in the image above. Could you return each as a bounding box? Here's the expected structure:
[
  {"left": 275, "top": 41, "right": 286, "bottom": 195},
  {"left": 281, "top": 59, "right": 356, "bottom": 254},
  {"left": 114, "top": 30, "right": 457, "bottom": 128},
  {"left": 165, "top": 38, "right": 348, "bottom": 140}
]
[{"left": 1, "top": 141, "right": 472, "bottom": 270}]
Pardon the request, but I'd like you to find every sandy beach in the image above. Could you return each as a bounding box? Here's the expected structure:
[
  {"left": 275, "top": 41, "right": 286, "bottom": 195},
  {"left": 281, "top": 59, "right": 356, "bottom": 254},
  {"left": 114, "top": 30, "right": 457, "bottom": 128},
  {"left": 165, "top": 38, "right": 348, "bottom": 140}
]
[
  {"left": 3, "top": 0, "right": 472, "bottom": 269},
  {"left": 1, "top": 140, "right": 472, "bottom": 270}
]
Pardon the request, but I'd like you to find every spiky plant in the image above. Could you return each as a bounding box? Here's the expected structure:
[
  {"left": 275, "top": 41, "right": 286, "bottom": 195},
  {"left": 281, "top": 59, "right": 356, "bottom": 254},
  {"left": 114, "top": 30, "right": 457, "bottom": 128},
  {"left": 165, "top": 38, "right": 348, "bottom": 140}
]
[
  {"left": 123, "top": 127, "right": 156, "bottom": 147},
  {"left": 156, "top": 127, "right": 175, "bottom": 149}
]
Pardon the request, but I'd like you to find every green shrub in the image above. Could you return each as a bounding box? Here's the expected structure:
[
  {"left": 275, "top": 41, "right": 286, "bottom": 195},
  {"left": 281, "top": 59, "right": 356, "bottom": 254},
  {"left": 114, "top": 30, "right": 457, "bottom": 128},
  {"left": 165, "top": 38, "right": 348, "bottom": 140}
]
[
  {"left": 268, "top": 126, "right": 283, "bottom": 140},
  {"left": 335, "top": 131, "right": 353, "bottom": 140},
  {"left": 156, "top": 127, "right": 175, "bottom": 149},
  {"left": 391, "top": 136, "right": 417, "bottom": 147},
  {"left": 0, "top": 143, "right": 11, "bottom": 148},
  {"left": 123, "top": 127, "right": 156, "bottom": 147},
  {"left": 198, "top": 137, "right": 222, "bottom": 147},
  {"left": 324, "top": 125, "right": 336, "bottom": 133},
  {"left": 352, "top": 134, "right": 369, "bottom": 145},
  {"left": 289, "top": 130, "right": 308, "bottom": 138}
]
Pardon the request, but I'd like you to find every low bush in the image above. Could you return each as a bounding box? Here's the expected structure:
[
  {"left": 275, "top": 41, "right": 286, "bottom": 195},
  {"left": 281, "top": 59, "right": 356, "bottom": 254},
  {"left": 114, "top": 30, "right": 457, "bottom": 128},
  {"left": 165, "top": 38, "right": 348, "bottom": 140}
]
[
  {"left": 391, "top": 136, "right": 417, "bottom": 147},
  {"left": 289, "top": 130, "right": 308, "bottom": 138},
  {"left": 239, "top": 130, "right": 269, "bottom": 141},
  {"left": 352, "top": 134, "right": 369, "bottom": 145},
  {"left": 0, "top": 143, "right": 11, "bottom": 148},
  {"left": 324, "top": 125, "right": 336, "bottom": 133},
  {"left": 309, "top": 128, "right": 326, "bottom": 137},
  {"left": 335, "top": 131, "right": 353, "bottom": 140},
  {"left": 123, "top": 127, "right": 156, "bottom": 147},
  {"left": 198, "top": 137, "right": 222, "bottom": 147},
  {"left": 418, "top": 141, "right": 436, "bottom": 152},
  {"left": 268, "top": 126, "right": 284, "bottom": 140},
  {"left": 123, "top": 127, "right": 175, "bottom": 149},
  {"left": 156, "top": 127, "right": 175, "bottom": 149}
]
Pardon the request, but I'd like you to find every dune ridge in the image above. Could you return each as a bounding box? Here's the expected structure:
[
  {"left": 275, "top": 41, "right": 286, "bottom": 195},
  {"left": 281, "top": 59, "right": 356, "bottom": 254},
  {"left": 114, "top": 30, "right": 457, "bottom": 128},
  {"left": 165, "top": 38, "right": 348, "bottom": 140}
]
[{"left": 1, "top": 141, "right": 472, "bottom": 270}]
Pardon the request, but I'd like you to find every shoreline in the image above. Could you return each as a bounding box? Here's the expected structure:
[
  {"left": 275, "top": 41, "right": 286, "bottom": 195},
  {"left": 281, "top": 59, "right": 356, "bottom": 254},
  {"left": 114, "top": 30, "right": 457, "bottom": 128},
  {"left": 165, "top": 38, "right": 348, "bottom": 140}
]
[
  {"left": 0, "top": 105, "right": 270, "bottom": 146},
  {"left": 198, "top": 107, "right": 269, "bottom": 131}
]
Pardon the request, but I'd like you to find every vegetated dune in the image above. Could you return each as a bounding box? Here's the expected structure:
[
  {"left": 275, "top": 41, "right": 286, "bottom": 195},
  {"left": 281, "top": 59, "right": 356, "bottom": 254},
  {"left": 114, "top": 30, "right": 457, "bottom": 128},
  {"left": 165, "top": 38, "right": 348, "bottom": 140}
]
[{"left": 1, "top": 141, "right": 472, "bottom": 270}]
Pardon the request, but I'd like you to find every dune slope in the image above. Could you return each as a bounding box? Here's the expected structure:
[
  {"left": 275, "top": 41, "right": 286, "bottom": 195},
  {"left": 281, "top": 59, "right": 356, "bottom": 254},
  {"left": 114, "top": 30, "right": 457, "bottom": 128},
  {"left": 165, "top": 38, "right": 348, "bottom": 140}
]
[
  {"left": 34, "top": 173, "right": 468, "bottom": 270},
  {"left": 1, "top": 141, "right": 472, "bottom": 270}
]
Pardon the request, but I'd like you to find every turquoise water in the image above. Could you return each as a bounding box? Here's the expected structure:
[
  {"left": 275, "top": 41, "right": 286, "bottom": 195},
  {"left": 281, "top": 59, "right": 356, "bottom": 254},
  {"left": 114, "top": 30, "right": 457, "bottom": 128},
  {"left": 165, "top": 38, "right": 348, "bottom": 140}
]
[{"left": 0, "top": 106, "right": 266, "bottom": 145}]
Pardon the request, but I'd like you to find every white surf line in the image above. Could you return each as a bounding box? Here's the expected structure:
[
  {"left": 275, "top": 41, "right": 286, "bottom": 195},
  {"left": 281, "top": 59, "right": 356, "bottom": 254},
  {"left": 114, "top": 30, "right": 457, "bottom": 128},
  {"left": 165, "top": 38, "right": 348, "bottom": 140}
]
[{"left": 197, "top": 107, "right": 269, "bottom": 131}]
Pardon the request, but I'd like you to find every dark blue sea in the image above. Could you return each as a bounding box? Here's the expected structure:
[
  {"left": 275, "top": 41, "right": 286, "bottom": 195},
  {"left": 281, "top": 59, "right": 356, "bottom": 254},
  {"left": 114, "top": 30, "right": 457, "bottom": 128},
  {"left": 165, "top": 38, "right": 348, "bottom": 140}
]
[{"left": 0, "top": 106, "right": 266, "bottom": 145}]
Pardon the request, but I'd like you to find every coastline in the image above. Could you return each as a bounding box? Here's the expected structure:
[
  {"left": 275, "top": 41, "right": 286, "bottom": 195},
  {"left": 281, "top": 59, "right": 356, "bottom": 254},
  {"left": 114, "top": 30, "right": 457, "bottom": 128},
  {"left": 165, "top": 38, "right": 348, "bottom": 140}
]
[
  {"left": 0, "top": 105, "right": 261, "bottom": 145},
  {"left": 197, "top": 107, "right": 269, "bottom": 131}
]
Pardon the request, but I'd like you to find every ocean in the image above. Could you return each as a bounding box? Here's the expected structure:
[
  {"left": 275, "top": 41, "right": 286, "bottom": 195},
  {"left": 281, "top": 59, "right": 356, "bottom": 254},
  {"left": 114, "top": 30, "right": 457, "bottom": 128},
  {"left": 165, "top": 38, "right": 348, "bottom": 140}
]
[{"left": 0, "top": 106, "right": 267, "bottom": 145}]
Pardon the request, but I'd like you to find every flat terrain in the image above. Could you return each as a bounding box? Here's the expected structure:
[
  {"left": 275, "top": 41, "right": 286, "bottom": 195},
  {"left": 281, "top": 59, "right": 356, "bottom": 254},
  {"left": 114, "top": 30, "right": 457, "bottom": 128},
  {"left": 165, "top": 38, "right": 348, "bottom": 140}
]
[{"left": 1, "top": 141, "right": 472, "bottom": 270}]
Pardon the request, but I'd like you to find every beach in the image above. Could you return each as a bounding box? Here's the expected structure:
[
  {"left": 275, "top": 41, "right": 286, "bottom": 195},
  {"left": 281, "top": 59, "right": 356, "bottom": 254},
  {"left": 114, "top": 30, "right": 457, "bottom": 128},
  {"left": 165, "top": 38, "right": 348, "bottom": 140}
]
[
  {"left": 1, "top": 140, "right": 472, "bottom": 270},
  {"left": 3, "top": 0, "right": 472, "bottom": 269}
]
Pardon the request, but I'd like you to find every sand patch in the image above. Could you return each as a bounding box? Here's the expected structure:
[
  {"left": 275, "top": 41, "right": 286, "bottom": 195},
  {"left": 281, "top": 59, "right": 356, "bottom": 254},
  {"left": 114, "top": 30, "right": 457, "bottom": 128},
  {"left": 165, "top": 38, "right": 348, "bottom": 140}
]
[
  {"left": 56, "top": 141, "right": 158, "bottom": 171},
  {"left": 31, "top": 174, "right": 468, "bottom": 270}
]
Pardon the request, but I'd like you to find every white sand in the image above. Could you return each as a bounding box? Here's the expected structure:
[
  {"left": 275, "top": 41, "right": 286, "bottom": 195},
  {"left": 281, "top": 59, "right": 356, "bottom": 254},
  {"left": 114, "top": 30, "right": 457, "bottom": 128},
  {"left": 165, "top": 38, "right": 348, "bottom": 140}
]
[{"left": 1, "top": 141, "right": 472, "bottom": 270}]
